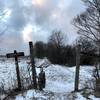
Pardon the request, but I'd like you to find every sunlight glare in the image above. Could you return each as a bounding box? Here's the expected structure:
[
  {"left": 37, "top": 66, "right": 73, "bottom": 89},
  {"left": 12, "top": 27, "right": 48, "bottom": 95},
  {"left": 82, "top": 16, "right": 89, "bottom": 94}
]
[
  {"left": 22, "top": 24, "right": 33, "bottom": 42},
  {"left": 32, "top": 0, "right": 45, "bottom": 7}
]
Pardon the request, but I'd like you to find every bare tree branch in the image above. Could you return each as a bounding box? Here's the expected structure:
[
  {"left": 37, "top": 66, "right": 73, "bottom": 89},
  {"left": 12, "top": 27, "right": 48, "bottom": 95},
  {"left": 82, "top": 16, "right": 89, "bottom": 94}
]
[
  {"left": 73, "top": 0, "right": 100, "bottom": 46},
  {"left": 0, "top": 10, "right": 8, "bottom": 37}
]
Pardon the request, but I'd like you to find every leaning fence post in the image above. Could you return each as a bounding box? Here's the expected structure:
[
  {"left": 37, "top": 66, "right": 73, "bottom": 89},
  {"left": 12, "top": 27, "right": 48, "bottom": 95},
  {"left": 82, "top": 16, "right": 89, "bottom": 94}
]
[
  {"left": 29, "top": 41, "right": 37, "bottom": 89},
  {"left": 74, "top": 44, "right": 81, "bottom": 91}
]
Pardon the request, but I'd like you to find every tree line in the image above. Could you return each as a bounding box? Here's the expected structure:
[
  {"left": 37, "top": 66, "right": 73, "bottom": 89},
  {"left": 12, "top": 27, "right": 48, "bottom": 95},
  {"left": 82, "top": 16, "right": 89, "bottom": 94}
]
[{"left": 33, "top": 30, "right": 96, "bottom": 66}]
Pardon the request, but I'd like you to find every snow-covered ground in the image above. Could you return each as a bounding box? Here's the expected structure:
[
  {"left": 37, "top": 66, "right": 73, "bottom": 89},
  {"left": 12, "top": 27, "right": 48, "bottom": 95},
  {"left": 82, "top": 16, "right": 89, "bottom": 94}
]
[{"left": 0, "top": 58, "right": 100, "bottom": 100}]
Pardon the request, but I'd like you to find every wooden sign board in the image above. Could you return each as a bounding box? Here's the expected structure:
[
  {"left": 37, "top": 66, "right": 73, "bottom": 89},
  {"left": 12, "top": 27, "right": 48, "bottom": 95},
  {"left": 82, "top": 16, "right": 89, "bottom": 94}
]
[{"left": 6, "top": 52, "right": 24, "bottom": 58}]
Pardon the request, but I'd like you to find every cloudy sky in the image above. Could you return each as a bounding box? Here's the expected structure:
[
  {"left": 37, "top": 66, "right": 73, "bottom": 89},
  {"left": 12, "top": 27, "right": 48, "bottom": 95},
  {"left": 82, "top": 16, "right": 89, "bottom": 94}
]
[{"left": 0, "top": 0, "right": 85, "bottom": 55}]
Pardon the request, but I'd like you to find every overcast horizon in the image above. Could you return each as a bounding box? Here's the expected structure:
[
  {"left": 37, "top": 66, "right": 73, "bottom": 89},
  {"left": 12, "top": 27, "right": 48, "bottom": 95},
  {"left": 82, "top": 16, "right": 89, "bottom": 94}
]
[{"left": 0, "top": 0, "right": 86, "bottom": 55}]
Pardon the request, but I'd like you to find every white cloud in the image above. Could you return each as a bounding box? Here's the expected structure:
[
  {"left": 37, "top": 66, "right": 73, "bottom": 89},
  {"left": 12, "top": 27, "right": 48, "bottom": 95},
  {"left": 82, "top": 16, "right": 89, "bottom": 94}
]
[{"left": 0, "top": 0, "right": 86, "bottom": 54}]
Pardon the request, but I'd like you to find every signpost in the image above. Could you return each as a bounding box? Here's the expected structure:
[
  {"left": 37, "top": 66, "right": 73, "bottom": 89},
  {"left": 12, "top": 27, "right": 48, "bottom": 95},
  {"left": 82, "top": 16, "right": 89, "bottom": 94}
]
[{"left": 6, "top": 50, "right": 24, "bottom": 91}]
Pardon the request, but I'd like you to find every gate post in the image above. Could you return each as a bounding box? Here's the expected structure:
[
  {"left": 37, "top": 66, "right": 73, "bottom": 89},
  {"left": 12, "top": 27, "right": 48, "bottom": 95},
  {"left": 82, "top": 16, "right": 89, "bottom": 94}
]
[
  {"left": 74, "top": 44, "right": 81, "bottom": 91},
  {"left": 29, "top": 41, "right": 37, "bottom": 89}
]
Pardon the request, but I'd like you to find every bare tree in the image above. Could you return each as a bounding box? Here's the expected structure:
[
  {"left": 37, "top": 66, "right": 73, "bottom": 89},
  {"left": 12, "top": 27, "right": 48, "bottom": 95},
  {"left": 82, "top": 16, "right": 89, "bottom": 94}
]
[
  {"left": 0, "top": 10, "right": 8, "bottom": 37},
  {"left": 0, "top": 10, "right": 6, "bottom": 20},
  {"left": 78, "top": 37, "right": 97, "bottom": 65},
  {"left": 73, "top": 0, "right": 100, "bottom": 62},
  {"left": 49, "top": 30, "right": 65, "bottom": 49},
  {"left": 73, "top": 0, "right": 100, "bottom": 47},
  {"left": 48, "top": 30, "right": 66, "bottom": 64}
]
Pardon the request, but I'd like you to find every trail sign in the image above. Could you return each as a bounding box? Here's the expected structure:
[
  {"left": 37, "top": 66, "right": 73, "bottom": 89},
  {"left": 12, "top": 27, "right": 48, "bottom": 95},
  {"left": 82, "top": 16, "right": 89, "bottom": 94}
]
[
  {"left": 6, "top": 50, "right": 24, "bottom": 91},
  {"left": 7, "top": 52, "right": 24, "bottom": 58}
]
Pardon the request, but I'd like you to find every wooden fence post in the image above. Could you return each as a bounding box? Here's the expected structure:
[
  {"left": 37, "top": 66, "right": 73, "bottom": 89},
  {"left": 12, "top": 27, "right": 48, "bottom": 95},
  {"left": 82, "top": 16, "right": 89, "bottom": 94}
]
[
  {"left": 29, "top": 41, "right": 37, "bottom": 89},
  {"left": 74, "top": 45, "right": 81, "bottom": 91}
]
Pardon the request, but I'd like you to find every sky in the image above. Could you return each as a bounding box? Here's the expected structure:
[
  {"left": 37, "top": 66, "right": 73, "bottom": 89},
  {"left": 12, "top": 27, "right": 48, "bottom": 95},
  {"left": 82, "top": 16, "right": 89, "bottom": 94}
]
[{"left": 0, "top": 0, "right": 85, "bottom": 55}]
